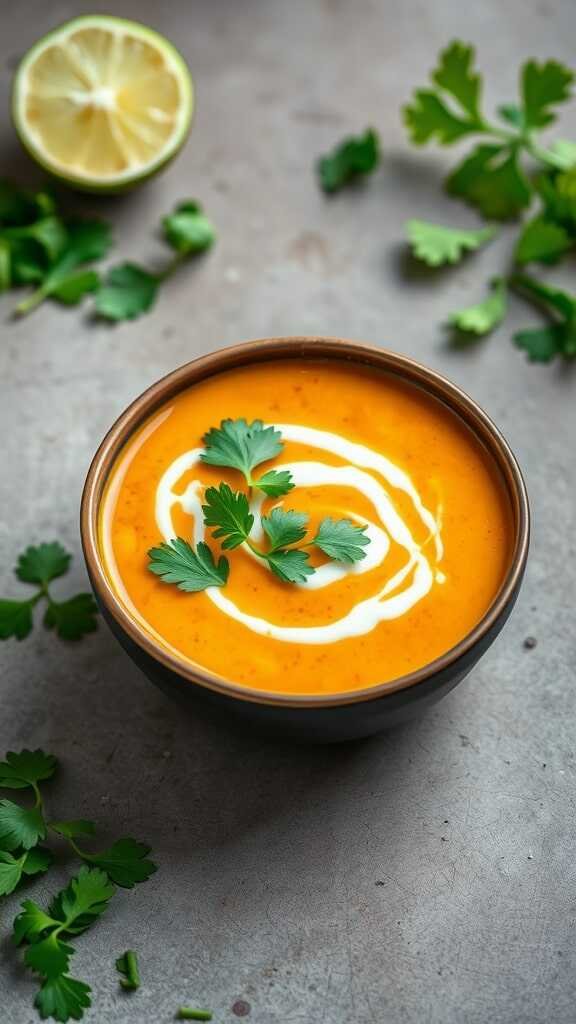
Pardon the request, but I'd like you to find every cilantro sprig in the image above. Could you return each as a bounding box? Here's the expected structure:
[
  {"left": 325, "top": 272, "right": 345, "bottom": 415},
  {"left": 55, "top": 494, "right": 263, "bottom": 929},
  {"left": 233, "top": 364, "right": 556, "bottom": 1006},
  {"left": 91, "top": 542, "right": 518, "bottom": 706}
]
[
  {"left": 0, "top": 748, "right": 157, "bottom": 1021},
  {"left": 148, "top": 420, "right": 371, "bottom": 590},
  {"left": 0, "top": 542, "right": 98, "bottom": 642},
  {"left": 0, "top": 182, "right": 216, "bottom": 323}
]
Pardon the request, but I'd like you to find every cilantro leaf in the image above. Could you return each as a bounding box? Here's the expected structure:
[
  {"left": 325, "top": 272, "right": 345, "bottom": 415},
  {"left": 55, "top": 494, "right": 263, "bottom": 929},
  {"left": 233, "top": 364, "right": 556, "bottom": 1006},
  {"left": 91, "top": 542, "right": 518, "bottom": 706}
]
[
  {"left": 202, "top": 484, "right": 254, "bottom": 549},
  {"left": 314, "top": 518, "right": 370, "bottom": 563},
  {"left": 521, "top": 59, "right": 574, "bottom": 130},
  {"left": 43, "top": 594, "right": 99, "bottom": 641},
  {"left": 83, "top": 838, "right": 157, "bottom": 889},
  {"left": 543, "top": 140, "right": 576, "bottom": 170},
  {"left": 266, "top": 548, "right": 315, "bottom": 584},
  {"left": 1, "top": 216, "right": 68, "bottom": 263},
  {"left": 50, "top": 866, "right": 115, "bottom": 933},
  {"left": 255, "top": 469, "right": 294, "bottom": 497},
  {"left": 0, "top": 799, "right": 46, "bottom": 850},
  {"left": 14, "top": 900, "right": 59, "bottom": 945},
  {"left": 511, "top": 273, "right": 576, "bottom": 361},
  {"left": 51, "top": 270, "right": 100, "bottom": 305},
  {"left": 116, "top": 950, "right": 140, "bottom": 991},
  {"left": 201, "top": 418, "right": 284, "bottom": 483},
  {"left": 262, "top": 508, "right": 308, "bottom": 550},
  {"left": 514, "top": 326, "right": 565, "bottom": 362},
  {"left": 317, "top": 128, "right": 380, "bottom": 193},
  {"left": 515, "top": 217, "right": 571, "bottom": 264},
  {"left": 50, "top": 821, "right": 96, "bottom": 840},
  {"left": 148, "top": 538, "right": 229, "bottom": 592},
  {"left": 0, "top": 749, "right": 58, "bottom": 789},
  {"left": 406, "top": 219, "right": 497, "bottom": 266},
  {"left": 535, "top": 167, "right": 576, "bottom": 228},
  {"left": 22, "top": 846, "right": 54, "bottom": 877},
  {"left": 94, "top": 262, "right": 158, "bottom": 322},
  {"left": 14, "top": 220, "right": 112, "bottom": 317},
  {"left": 35, "top": 974, "right": 92, "bottom": 1022},
  {"left": 25, "top": 933, "right": 75, "bottom": 979},
  {"left": 446, "top": 143, "right": 532, "bottom": 220},
  {"left": 431, "top": 40, "right": 482, "bottom": 121},
  {"left": 163, "top": 200, "right": 216, "bottom": 254},
  {"left": 0, "top": 599, "right": 34, "bottom": 640},
  {"left": 16, "top": 543, "right": 71, "bottom": 586},
  {"left": 449, "top": 277, "right": 507, "bottom": 336}
]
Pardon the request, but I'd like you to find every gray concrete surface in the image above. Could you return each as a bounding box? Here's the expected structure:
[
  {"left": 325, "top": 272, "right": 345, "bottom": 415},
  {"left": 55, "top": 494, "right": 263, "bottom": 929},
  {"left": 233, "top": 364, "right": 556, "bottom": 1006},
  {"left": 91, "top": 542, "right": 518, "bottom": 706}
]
[{"left": 1, "top": 1, "right": 575, "bottom": 1021}]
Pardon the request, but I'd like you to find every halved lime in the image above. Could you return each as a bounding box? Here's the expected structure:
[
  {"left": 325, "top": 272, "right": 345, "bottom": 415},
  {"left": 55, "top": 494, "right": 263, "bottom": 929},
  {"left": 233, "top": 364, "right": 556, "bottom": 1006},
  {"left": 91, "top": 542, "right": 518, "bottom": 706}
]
[{"left": 12, "top": 15, "right": 194, "bottom": 192}]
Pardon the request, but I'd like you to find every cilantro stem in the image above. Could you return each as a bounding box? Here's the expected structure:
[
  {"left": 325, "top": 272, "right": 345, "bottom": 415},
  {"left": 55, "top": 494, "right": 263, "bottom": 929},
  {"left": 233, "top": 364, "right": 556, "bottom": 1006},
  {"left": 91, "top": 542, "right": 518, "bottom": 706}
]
[
  {"left": 119, "top": 950, "right": 140, "bottom": 991},
  {"left": 156, "top": 252, "right": 186, "bottom": 283},
  {"left": 31, "top": 782, "right": 44, "bottom": 812},
  {"left": 13, "top": 285, "right": 49, "bottom": 317},
  {"left": 177, "top": 1010, "right": 213, "bottom": 1021}
]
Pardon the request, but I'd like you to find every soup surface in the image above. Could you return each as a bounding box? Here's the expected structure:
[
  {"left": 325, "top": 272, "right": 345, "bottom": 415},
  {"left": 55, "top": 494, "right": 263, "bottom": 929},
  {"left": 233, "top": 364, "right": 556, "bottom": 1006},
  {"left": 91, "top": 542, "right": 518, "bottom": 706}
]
[{"left": 100, "top": 359, "right": 513, "bottom": 695}]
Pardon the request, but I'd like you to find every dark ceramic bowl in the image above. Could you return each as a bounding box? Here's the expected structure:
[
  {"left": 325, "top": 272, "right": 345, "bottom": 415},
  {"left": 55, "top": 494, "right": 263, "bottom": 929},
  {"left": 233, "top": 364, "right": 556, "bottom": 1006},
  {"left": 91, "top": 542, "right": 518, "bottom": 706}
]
[{"left": 81, "top": 338, "right": 529, "bottom": 742}]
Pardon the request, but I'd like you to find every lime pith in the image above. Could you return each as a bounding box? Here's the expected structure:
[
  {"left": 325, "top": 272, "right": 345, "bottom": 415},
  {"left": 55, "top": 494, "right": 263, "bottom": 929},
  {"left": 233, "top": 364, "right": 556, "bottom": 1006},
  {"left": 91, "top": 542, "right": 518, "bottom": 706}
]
[{"left": 12, "top": 15, "right": 194, "bottom": 193}]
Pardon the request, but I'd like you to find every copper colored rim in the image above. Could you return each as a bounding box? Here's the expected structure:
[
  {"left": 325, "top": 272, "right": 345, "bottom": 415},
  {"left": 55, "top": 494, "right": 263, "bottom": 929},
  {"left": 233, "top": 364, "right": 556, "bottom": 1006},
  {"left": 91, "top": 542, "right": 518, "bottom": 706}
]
[{"left": 80, "top": 337, "right": 530, "bottom": 709}]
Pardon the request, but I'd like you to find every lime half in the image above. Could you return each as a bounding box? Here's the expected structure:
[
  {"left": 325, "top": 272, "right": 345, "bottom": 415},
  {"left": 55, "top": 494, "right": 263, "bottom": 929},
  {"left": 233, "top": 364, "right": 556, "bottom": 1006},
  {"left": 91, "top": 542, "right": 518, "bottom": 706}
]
[{"left": 12, "top": 15, "right": 194, "bottom": 192}]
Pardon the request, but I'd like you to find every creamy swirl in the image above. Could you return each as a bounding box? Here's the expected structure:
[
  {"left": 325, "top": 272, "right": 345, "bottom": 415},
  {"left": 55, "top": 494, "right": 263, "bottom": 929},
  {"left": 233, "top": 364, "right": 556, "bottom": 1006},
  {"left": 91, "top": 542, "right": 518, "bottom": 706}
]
[{"left": 154, "top": 424, "right": 444, "bottom": 645}]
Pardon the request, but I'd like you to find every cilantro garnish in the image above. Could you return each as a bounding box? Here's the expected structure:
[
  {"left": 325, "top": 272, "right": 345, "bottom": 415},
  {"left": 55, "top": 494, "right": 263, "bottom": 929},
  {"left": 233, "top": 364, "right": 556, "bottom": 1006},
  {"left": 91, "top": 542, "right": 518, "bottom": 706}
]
[
  {"left": 116, "top": 950, "right": 140, "bottom": 991},
  {"left": 0, "top": 747, "right": 157, "bottom": 1020},
  {"left": 148, "top": 539, "right": 229, "bottom": 592},
  {"left": 0, "top": 181, "right": 215, "bottom": 323},
  {"left": 177, "top": 1010, "right": 213, "bottom": 1021},
  {"left": 201, "top": 418, "right": 288, "bottom": 490},
  {"left": 514, "top": 216, "right": 572, "bottom": 264},
  {"left": 317, "top": 128, "right": 380, "bottom": 193},
  {"left": 406, "top": 219, "right": 497, "bottom": 266},
  {"left": 510, "top": 273, "right": 576, "bottom": 361},
  {"left": 0, "top": 542, "right": 98, "bottom": 642},
  {"left": 449, "top": 277, "right": 507, "bottom": 337}
]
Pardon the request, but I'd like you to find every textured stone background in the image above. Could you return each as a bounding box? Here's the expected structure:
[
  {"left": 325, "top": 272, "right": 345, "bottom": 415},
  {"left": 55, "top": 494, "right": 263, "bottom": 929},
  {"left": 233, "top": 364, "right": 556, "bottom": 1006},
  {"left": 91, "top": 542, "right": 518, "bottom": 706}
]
[{"left": 1, "top": 1, "right": 575, "bottom": 1022}]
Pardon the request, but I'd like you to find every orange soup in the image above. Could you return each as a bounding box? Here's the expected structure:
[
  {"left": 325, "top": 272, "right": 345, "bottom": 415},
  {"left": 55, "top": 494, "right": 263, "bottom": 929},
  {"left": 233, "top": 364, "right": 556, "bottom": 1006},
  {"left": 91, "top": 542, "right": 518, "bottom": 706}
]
[{"left": 100, "top": 359, "right": 513, "bottom": 695}]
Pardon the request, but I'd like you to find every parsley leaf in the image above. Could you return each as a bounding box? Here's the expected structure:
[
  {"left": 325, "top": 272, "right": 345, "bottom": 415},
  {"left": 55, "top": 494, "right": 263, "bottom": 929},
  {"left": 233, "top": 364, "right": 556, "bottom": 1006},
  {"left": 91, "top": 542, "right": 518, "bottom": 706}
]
[
  {"left": 406, "top": 219, "right": 497, "bottom": 265},
  {"left": 515, "top": 217, "right": 571, "bottom": 264},
  {"left": 0, "top": 749, "right": 58, "bottom": 790},
  {"left": 521, "top": 60, "right": 574, "bottom": 130},
  {"left": 51, "top": 270, "right": 100, "bottom": 306},
  {"left": 94, "top": 263, "right": 158, "bottom": 321},
  {"left": 404, "top": 41, "right": 485, "bottom": 144},
  {"left": 314, "top": 518, "right": 370, "bottom": 563},
  {"left": 535, "top": 167, "right": 576, "bottom": 228},
  {"left": 1, "top": 216, "right": 68, "bottom": 263},
  {"left": 0, "top": 847, "right": 53, "bottom": 896},
  {"left": 317, "top": 128, "right": 380, "bottom": 193},
  {"left": 44, "top": 594, "right": 99, "bottom": 641},
  {"left": 202, "top": 484, "right": 254, "bottom": 549},
  {"left": 163, "top": 200, "right": 216, "bottom": 254},
  {"left": 0, "top": 799, "right": 46, "bottom": 850},
  {"left": 148, "top": 539, "right": 229, "bottom": 591},
  {"left": 35, "top": 975, "right": 92, "bottom": 1023},
  {"left": 16, "top": 543, "right": 71, "bottom": 586},
  {"left": 53, "top": 866, "right": 115, "bottom": 927},
  {"left": 0, "top": 599, "right": 34, "bottom": 640},
  {"left": 81, "top": 838, "right": 157, "bottom": 889},
  {"left": 255, "top": 469, "right": 294, "bottom": 497},
  {"left": 201, "top": 418, "right": 284, "bottom": 484},
  {"left": 431, "top": 40, "right": 483, "bottom": 121},
  {"left": 511, "top": 272, "right": 576, "bottom": 361},
  {"left": 25, "top": 934, "right": 75, "bottom": 979},
  {"left": 449, "top": 277, "right": 507, "bottom": 336},
  {"left": 261, "top": 508, "right": 308, "bottom": 550},
  {"left": 446, "top": 144, "right": 532, "bottom": 220},
  {"left": 14, "top": 220, "right": 112, "bottom": 317},
  {"left": 116, "top": 950, "right": 140, "bottom": 991},
  {"left": 266, "top": 548, "right": 315, "bottom": 584}
]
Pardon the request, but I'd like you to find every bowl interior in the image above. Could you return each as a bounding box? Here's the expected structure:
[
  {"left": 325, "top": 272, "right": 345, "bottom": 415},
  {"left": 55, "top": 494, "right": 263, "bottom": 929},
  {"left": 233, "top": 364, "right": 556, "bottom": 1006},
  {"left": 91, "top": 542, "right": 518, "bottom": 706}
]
[{"left": 81, "top": 337, "right": 530, "bottom": 708}]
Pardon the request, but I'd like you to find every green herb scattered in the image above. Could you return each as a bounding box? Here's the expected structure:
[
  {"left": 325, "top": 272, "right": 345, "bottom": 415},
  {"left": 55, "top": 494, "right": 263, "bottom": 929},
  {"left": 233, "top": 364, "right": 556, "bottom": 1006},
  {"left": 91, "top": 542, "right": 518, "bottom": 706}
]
[
  {"left": 317, "top": 127, "right": 380, "bottom": 193},
  {"left": 0, "top": 542, "right": 98, "bottom": 642},
  {"left": 0, "top": 181, "right": 216, "bottom": 322},
  {"left": 510, "top": 273, "right": 576, "bottom": 361},
  {"left": 406, "top": 219, "right": 497, "bottom": 266},
  {"left": 514, "top": 216, "right": 571, "bottom": 264},
  {"left": 177, "top": 1009, "right": 213, "bottom": 1022},
  {"left": 116, "top": 950, "right": 140, "bottom": 991},
  {"left": 0, "top": 748, "right": 157, "bottom": 1021},
  {"left": 449, "top": 277, "right": 507, "bottom": 336}
]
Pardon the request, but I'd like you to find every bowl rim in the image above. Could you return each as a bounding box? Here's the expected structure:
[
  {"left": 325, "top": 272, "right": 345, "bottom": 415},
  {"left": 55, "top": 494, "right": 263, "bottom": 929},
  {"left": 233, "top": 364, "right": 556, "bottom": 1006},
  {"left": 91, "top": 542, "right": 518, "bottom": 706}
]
[{"left": 81, "top": 336, "right": 530, "bottom": 709}]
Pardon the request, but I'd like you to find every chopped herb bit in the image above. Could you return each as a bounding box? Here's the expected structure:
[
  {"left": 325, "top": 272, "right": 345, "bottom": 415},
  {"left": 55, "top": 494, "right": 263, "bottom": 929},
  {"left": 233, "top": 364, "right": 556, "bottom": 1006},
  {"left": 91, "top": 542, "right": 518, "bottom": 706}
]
[
  {"left": 317, "top": 128, "right": 380, "bottom": 193},
  {"left": 449, "top": 277, "right": 507, "bottom": 336},
  {"left": 116, "top": 950, "right": 140, "bottom": 991},
  {"left": 177, "top": 1009, "right": 213, "bottom": 1021}
]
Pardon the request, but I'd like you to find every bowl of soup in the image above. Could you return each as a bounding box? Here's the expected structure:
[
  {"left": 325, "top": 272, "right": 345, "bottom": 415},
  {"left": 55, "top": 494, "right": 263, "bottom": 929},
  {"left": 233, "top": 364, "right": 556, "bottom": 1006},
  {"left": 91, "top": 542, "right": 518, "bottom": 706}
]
[{"left": 81, "top": 337, "right": 529, "bottom": 741}]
